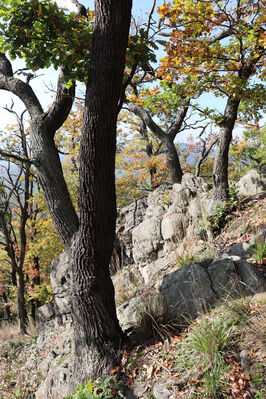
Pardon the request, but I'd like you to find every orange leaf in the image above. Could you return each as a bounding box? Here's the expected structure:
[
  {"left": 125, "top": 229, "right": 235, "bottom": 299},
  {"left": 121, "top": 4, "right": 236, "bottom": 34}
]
[
  {"left": 171, "top": 336, "right": 181, "bottom": 343},
  {"left": 112, "top": 366, "right": 119, "bottom": 374}
]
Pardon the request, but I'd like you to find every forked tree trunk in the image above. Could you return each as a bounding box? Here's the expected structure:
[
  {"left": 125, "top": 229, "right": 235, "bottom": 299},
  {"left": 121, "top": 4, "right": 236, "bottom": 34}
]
[
  {"left": 212, "top": 98, "right": 240, "bottom": 201},
  {"left": 70, "top": 0, "right": 132, "bottom": 381}
]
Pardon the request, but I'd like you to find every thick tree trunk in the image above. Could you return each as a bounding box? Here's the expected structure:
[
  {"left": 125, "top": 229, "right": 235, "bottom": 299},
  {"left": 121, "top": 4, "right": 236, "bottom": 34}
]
[
  {"left": 70, "top": 0, "right": 132, "bottom": 381},
  {"left": 17, "top": 270, "right": 27, "bottom": 334},
  {"left": 163, "top": 136, "right": 183, "bottom": 183},
  {"left": 30, "top": 119, "right": 79, "bottom": 248},
  {"left": 212, "top": 98, "right": 240, "bottom": 201}
]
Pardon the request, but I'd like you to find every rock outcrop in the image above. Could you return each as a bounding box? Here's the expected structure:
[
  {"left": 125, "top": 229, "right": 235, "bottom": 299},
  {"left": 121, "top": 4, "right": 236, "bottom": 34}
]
[
  {"left": 35, "top": 168, "right": 265, "bottom": 398},
  {"left": 238, "top": 166, "right": 266, "bottom": 196}
]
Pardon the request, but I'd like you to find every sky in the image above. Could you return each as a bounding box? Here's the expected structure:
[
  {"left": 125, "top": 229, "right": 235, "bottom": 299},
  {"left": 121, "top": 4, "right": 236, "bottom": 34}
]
[
  {"left": 0, "top": 0, "right": 250, "bottom": 142},
  {"left": 0, "top": 0, "right": 164, "bottom": 131}
]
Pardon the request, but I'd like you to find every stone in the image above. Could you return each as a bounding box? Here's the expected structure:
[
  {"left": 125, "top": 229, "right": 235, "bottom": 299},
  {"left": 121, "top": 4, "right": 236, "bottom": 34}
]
[
  {"left": 37, "top": 303, "right": 55, "bottom": 331},
  {"left": 139, "top": 253, "right": 176, "bottom": 286},
  {"left": 145, "top": 204, "right": 165, "bottom": 219},
  {"left": 226, "top": 242, "right": 253, "bottom": 258},
  {"left": 187, "top": 195, "right": 209, "bottom": 222},
  {"left": 169, "top": 186, "right": 192, "bottom": 210},
  {"left": 117, "top": 293, "right": 163, "bottom": 333},
  {"left": 207, "top": 258, "right": 240, "bottom": 297},
  {"left": 161, "top": 213, "right": 189, "bottom": 242},
  {"left": 147, "top": 185, "right": 167, "bottom": 207},
  {"left": 151, "top": 381, "right": 172, "bottom": 399},
  {"left": 234, "top": 260, "right": 266, "bottom": 295},
  {"left": 122, "top": 196, "right": 148, "bottom": 232},
  {"left": 132, "top": 218, "right": 162, "bottom": 263},
  {"left": 181, "top": 173, "right": 209, "bottom": 193},
  {"left": 37, "top": 252, "right": 71, "bottom": 330},
  {"left": 159, "top": 263, "right": 217, "bottom": 320},
  {"left": 35, "top": 359, "right": 73, "bottom": 399},
  {"left": 238, "top": 166, "right": 266, "bottom": 196}
]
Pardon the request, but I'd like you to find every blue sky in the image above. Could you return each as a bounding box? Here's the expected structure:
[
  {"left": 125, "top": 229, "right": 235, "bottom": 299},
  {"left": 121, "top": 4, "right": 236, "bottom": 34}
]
[
  {"left": 0, "top": 1, "right": 164, "bottom": 130},
  {"left": 0, "top": 1, "right": 250, "bottom": 142}
]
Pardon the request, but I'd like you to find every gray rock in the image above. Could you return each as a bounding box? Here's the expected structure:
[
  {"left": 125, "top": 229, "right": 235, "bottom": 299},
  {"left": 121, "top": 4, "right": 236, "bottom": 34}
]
[
  {"left": 187, "top": 196, "right": 207, "bottom": 221},
  {"left": 181, "top": 173, "right": 209, "bottom": 193},
  {"left": 151, "top": 381, "right": 172, "bottom": 399},
  {"left": 132, "top": 218, "right": 162, "bottom": 263},
  {"left": 37, "top": 253, "right": 71, "bottom": 330},
  {"left": 227, "top": 242, "right": 253, "bottom": 258},
  {"left": 35, "top": 359, "right": 73, "bottom": 399},
  {"left": 117, "top": 293, "right": 163, "bottom": 333},
  {"left": 159, "top": 263, "right": 217, "bottom": 320},
  {"left": 169, "top": 185, "right": 192, "bottom": 210},
  {"left": 122, "top": 197, "right": 148, "bottom": 232},
  {"left": 161, "top": 213, "right": 189, "bottom": 241},
  {"left": 238, "top": 167, "right": 266, "bottom": 196},
  {"left": 207, "top": 258, "right": 240, "bottom": 297},
  {"left": 139, "top": 254, "right": 176, "bottom": 286},
  {"left": 126, "top": 384, "right": 149, "bottom": 398},
  {"left": 147, "top": 186, "right": 167, "bottom": 207},
  {"left": 145, "top": 204, "right": 165, "bottom": 219},
  {"left": 234, "top": 260, "right": 266, "bottom": 295}
]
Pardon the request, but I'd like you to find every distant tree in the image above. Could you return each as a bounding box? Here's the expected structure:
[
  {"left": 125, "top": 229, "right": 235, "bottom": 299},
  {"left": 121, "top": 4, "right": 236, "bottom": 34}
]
[
  {"left": 158, "top": 0, "right": 265, "bottom": 200},
  {"left": 0, "top": 110, "right": 32, "bottom": 333}
]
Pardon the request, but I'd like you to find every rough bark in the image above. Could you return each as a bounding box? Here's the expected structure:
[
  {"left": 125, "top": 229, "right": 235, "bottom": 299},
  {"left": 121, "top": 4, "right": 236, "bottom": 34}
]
[
  {"left": 17, "top": 269, "right": 27, "bottom": 334},
  {"left": 162, "top": 135, "right": 183, "bottom": 183},
  {"left": 0, "top": 0, "right": 132, "bottom": 382},
  {"left": 212, "top": 98, "right": 240, "bottom": 201},
  {"left": 70, "top": 0, "right": 132, "bottom": 381},
  {"left": 30, "top": 118, "right": 79, "bottom": 248}
]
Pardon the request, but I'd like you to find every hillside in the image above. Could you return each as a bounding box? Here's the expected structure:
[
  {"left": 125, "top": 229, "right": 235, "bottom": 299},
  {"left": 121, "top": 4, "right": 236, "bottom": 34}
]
[{"left": 0, "top": 168, "right": 265, "bottom": 399}]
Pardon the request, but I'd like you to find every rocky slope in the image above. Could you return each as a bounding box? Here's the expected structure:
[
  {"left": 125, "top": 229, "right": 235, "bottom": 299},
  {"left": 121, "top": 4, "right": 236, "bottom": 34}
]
[{"left": 0, "top": 167, "right": 265, "bottom": 399}]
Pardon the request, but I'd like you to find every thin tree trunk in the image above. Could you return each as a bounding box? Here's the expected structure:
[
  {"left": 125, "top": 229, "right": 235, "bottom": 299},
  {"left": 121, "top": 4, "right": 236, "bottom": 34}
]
[
  {"left": 2, "top": 292, "right": 11, "bottom": 320},
  {"left": 70, "top": 0, "right": 132, "bottom": 381},
  {"left": 30, "top": 256, "right": 40, "bottom": 322},
  {"left": 212, "top": 98, "right": 240, "bottom": 201},
  {"left": 17, "top": 270, "right": 27, "bottom": 334}
]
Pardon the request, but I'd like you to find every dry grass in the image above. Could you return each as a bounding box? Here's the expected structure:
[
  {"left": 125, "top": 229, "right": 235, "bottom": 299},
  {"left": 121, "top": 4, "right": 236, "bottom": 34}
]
[{"left": 0, "top": 320, "right": 37, "bottom": 344}]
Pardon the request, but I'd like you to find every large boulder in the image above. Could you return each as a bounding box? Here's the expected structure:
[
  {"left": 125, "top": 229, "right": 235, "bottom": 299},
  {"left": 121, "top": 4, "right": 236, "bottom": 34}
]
[
  {"left": 132, "top": 218, "right": 162, "bottom": 263},
  {"left": 117, "top": 258, "right": 265, "bottom": 333},
  {"left": 238, "top": 167, "right": 266, "bottom": 196},
  {"left": 234, "top": 260, "right": 266, "bottom": 295},
  {"left": 207, "top": 258, "right": 241, "bottom": 297},
  {"left": 159, "top": 263, "right": 217, "bottom": 320},
  {"left": 181, "top": 173, "right": 209, "bottom": 194},
  {"left": 161, "top": 212, "right": 189, "bottom": 242}
]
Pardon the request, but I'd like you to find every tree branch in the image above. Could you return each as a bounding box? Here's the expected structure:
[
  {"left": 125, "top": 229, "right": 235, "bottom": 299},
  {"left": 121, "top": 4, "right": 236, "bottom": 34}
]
[
  {"left": 43, "top": 67, "right": 75, "bottom": 134},
  {"left": 168, "top": 102, "right": 190, "bottom": 140},
  {"left": 126, "top": 100, "right": 166, "bottom": 141},
  {"left": 0, "top": 149, "right": 32, "bottom": 164},
  {"left": 0, "top": 73, "right": 43, "bottom": 119}
]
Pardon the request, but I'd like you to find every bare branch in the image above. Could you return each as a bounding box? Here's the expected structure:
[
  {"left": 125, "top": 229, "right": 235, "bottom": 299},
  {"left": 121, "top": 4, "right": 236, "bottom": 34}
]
[{"left": 0, "top": 149, "right": 32, "bottom": 164}]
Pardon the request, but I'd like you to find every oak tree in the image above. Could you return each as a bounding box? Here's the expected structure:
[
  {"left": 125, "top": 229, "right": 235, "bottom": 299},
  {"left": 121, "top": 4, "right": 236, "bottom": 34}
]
[
  {"left": 0, "top": 0, "right": 132, "bottom": 383},
  {"left": 158, "top": 0, "right": 265, "bottom": 200}
]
